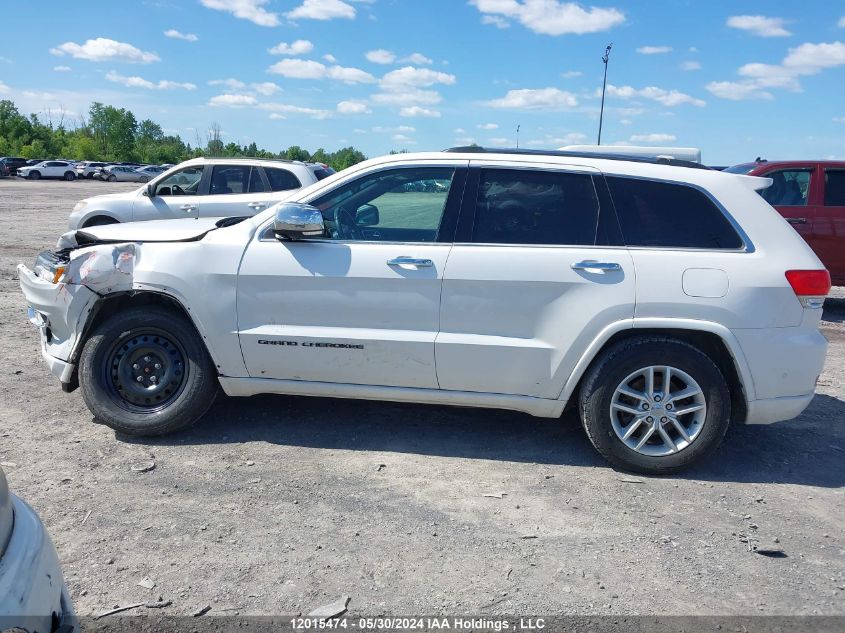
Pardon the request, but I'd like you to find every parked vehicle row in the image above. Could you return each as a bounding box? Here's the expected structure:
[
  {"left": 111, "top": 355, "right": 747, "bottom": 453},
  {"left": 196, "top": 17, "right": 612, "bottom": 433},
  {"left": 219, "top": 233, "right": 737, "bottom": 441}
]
[
  {"left": 68, "top": 157, "right": 335, "bottom": 228},
  {"left": 20, "top": 148, "right": 830, "bottom": 476},
  {"left": 0, "top": 157, "right": 177, "bottom": 182}
]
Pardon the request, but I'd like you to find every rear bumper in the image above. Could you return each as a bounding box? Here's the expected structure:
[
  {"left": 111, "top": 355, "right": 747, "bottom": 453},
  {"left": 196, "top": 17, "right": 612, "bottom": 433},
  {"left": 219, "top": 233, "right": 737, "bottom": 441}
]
[
  {"left": 0, "top": 496, "right": 76, "bottom": 632},
  {"left": 745, "top": 393, "right": 815, "bottom": 425}
]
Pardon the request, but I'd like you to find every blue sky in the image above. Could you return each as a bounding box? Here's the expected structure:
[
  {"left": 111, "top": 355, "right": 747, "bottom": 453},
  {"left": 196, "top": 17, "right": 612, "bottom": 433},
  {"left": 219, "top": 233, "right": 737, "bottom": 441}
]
[{"left": 1, "top": 0, "right": 845, "bottom": 164}]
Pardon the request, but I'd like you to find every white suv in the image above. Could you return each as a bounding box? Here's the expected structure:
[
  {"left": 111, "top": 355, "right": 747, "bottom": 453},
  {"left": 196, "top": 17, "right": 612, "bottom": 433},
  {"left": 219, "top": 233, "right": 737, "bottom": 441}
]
[
  {"left": 17, "top": 160, "right": 77, "bottom": 181},
  {"left": 19, "top": 149, "right": 830, "bottom": 474},
  {"left": 67, "top": 157, "right": 336, "bottom": 229}
]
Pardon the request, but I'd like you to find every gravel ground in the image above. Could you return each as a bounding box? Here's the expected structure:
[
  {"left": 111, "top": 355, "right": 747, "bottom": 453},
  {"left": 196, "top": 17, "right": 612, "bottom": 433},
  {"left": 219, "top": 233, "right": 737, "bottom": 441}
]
[{"left": 0, "top": 178, "right": 843, "bottom": 618}]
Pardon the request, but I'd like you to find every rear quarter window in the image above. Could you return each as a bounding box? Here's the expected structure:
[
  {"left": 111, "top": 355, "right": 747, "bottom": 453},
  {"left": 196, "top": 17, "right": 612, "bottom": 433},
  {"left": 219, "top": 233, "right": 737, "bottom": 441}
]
[
  {"left": 606, "top": 176, "right": 743, "bottom": 249},
  {"left": 265, "top": 167, "right": 302, "bottom": 191}
]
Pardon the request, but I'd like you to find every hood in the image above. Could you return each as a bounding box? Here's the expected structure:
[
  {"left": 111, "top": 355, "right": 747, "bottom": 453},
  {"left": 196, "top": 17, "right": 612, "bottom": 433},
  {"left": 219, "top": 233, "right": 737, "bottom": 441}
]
[
  {"left": 0, "top": 466, "right": 11, "bottom": 556},
  {"left": 57, "top": 216, "right": 246, "bottom": 249}
]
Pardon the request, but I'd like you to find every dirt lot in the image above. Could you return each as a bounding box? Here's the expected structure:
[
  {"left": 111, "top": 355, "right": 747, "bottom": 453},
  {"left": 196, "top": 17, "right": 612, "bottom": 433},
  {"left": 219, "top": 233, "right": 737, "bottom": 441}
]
[{"left": 0, "top": 178, "right": 843, "bottom": 618}]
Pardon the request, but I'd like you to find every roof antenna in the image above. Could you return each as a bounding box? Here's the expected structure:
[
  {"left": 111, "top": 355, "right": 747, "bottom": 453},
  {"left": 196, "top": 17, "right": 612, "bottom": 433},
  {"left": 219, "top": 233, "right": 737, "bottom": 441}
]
[{"left": 516, "top": 124, "right": 521, "bottom": 149}]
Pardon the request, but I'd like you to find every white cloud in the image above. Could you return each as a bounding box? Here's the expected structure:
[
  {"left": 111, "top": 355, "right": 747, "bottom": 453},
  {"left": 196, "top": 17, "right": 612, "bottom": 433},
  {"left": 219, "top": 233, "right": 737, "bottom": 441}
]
[
  {"left": 371, "top": 88, "right": 442, "bottom": 106},
  {"left": 470, "top": 0, "right": 625, "bottom": 35},
  {"left": 526, "top": 132, "right": 588, "bottom": 147},
  {"left": 708, "top": 41, "right": 845, "bottom": 100},
  {"left": 268, "top": 40, "right": 314, "bottom": 55},
  {"left": 487, "top": 87, "right": 578, "bottom": 110},
  {"left": 403, "top": 52, "right": 433, "bottom": 65},
  {"left": 488, "top": 137, "right": 510, "bottom": 145},
  {"left": 727, "top": 15, "right": 791, "bottom": 37},
  {"left": 381, "top": 66, "right": 456, "bottom": 88},
  {"left": 258, "top": 102, "right": 332, "bottom": 119},
  {"left": 252, "top": 81, "right": 281, "bottom": 95},
  {"left": 164, "top": 29, "right": 198, "bottom": 42},
  {"left": 481, "top": 14, "right": 510, "bottom": 29},
  {"left": 106, "top": 71, "right": 195, "bottom": 90},
  {"left": 53, "top": 66, "right": 71, "bottom": 72},
  {"left": 681, "top": 61, "right": 701, "bottom": 71},
  {"left": 366, "top": 49, "right": 396, "bottom": 64},
  {"left": 478, "top": 123, "right": 499, "bottom": 130},
  {"left": 0, "top": 81, "right": 9, "bottom": 94},
  {"left": 209, "top": 78, "right": 246, "bottom": 90},
  {"left": 337, "top": 100, "right": 371, "bottom": 114},
  {"left": 269, "top": 113, "right": 286, "bottom": 120},
  {"left": 705, "top": 81, "right": 773, "bottom": 101},
  {"left": 392, "top": 133, "right": 416, "bottom": 144},
  {"left": 636, "top": 46, "right": 672, "bottom": 54},
  {"left": 208, "top": 94, "right": 258, "bottom": 107},
  {"left": 833, "top": 116, "right": 845, "bottom": 123},
  {"left": 268, "top": 58, "right": 376, "bottom": 83},
  {"left": 208, "top": 78, "right": 279, "bottom": 95},
  {"left": 630, "top": 133, "right": 677, "bottom": 143},
  {"left": 286, "top": 0, "right": 356, "bottom": 21},
  {"left": 373, "top": 125, "right": 416, "bottom": 133},
  {"left": 323, "top": 54, "right": 338, "bottom": 63},
  {"left": 199, "top": 0, "right": 279, "bottom": 26},
  {"left": 400, "top": 106, "right": 441, "bottom": 117},
  {"left": 603, "top": 84, "right": 706, "bottom": 107},
  {"left": 839, "top": 17, "right": 845, "bottom": 28},
  {"left": 561, "top": 70, "right": 582, "bottom": 78},
  {"left": 50, "top": 38, "right": 160, "bottom": 63}
]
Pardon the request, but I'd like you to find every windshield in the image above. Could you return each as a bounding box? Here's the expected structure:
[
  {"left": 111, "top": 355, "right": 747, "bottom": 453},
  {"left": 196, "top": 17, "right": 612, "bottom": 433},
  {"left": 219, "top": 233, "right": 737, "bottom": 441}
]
[{"left": 724, "top": 163, "right": 760, "bottom": 174}]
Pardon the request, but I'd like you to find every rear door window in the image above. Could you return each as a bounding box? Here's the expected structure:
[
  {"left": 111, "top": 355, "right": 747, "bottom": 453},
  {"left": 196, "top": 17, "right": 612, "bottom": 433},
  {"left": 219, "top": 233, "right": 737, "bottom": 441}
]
[
  {"left": 606, "top": 176, "right": 743, "bottom": 249},
  {"left": 264, "top": 167, "right": 301, "bottom": 191},
  {"left": 824, "top": 170, "right": 845, "bottom": 206},
  {"left": 472, "top": 168, "right": 600, "bottom": 246}
]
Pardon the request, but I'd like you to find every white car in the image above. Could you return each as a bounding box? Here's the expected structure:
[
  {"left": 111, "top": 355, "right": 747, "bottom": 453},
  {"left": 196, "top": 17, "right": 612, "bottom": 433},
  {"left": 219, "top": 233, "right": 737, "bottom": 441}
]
[
  {"left": 19, "top": 149, "right": 830, "bottom": 474},
  {"left": 75, "top": 161, "right": 109, "bottom": 179},
  {"left": 17, "top": 160, "right": 77, "bottom": 181},
  {"left": 68, "top": 157, "right": 336, "bottom": 229},
  {"left": 0, "top": 466, "right": 75, "bottom": 632}
]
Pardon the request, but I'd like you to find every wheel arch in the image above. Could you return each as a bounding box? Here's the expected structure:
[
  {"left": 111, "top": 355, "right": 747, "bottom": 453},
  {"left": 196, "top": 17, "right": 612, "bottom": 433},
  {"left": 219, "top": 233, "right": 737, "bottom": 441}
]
[
  {"left": 66, "top": 290, "right": 222, "bottom": 391},
  {"left": 80, "top": 213, "right": 120, "bottom": 228},
  {"left": 559, "top": 319, "right": 754, "bottom": 424}
]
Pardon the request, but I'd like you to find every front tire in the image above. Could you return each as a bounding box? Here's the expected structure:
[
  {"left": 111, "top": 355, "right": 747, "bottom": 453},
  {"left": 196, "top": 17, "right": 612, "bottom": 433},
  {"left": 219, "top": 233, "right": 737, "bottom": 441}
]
[
  {"left": 28, "top": 171, "right": 40, "bottom": 180},
  {"left": 107, "top": 174, "right": 117, "bottom": 182},
  {"left": 79, "top": 306, "right": 218, "bottom": 436},
  {"left": 579, "top": 337, "right": 730, "bottom": 475}
]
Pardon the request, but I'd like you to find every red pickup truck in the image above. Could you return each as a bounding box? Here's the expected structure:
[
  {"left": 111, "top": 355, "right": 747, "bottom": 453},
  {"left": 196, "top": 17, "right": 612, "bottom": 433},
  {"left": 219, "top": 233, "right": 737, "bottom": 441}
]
[{"left": 727, "top": 160, "right": 845, "bottom": 285}]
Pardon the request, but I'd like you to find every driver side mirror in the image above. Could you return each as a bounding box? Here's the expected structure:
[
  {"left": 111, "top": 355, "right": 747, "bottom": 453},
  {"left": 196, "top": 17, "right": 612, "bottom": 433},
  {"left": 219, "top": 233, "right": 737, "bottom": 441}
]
[
  {"left": 145, "top": 184, "right": 155, "bottom": 197},
  {"left": 273, "top": 202, "right": 325, "bottom": 240},
  {"left": 355, "top": 204, "right": 380, "bottom": 226}
]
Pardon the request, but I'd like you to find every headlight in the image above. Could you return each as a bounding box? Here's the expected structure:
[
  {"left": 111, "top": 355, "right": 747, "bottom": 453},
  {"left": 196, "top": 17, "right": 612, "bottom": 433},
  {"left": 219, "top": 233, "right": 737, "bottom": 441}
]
[
  {"left": 33, "top": 250, "right": 68, "bottom": 284},
  {"left": 73, "top": 200, "right": 88, "bottom": 212}
]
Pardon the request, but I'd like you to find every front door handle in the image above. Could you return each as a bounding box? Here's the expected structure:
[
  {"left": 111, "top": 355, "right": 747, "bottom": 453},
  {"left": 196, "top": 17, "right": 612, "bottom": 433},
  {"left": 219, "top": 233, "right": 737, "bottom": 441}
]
[
  {"left": 786, "top": 217, "right": 807, "bottom": 225},
  {"left": 180, "top": 204, "right": 197, "bottom": 212},
  {"left": 248, "top": 202, "right": 267, "bottom": 210},
  {"left": 571, "top": 260, "right": 621, "bottom": 272},
  {"left": 387, "top": 257, "right": 434, "bottom": 268}
]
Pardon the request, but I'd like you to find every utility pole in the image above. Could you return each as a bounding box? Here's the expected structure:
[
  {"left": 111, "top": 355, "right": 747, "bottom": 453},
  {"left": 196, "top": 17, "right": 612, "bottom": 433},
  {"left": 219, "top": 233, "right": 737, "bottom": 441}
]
[
  {"left": 597, "top": 43, "right": 612, "bottom": 145},
  {"left": 516, "top": 124, "right": 521, "bottom": 148}
]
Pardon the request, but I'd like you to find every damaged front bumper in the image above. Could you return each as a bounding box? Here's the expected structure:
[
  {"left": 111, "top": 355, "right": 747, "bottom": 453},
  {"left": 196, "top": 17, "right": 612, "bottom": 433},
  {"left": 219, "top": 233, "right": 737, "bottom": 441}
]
[
  {"left": 18, "top": 264, "right": 99, "bottom": 389},
  {"left": 19, "top": 244, "right": 138, "bottom": 391}
]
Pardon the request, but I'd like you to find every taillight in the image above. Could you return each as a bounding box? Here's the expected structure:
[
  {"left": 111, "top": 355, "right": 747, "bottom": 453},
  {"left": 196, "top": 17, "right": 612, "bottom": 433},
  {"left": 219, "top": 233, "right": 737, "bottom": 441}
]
[{"left": 785, "top": 269, "right": 831, "bottom": 308}]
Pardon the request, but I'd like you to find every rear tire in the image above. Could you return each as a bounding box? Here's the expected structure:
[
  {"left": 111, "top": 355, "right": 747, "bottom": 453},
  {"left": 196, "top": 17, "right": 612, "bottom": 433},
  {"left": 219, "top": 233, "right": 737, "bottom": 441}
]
[
  {"left": 28, "top": 171, "right": 40, "bottom": 180},
  {"left": 79, "top": 306, "right": 219, "bottom": 436},
  {"left": 579, "top": 337, "right": 730, "bottom": 475},
  {"left": 107, "top": 174, "right": 117, "bottom": 182},
  {"left": 64, "top": 171, "right": 75, "bottom": 181}
]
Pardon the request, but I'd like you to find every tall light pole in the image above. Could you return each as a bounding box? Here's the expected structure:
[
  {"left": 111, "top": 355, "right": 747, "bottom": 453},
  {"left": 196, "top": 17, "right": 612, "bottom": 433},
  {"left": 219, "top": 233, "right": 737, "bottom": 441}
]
[
  {"left": 516, "top": 124, "right": 521, "bottom": 148},
  {"left": 597, "top": 43, "right": 612, "bottom": 145}
]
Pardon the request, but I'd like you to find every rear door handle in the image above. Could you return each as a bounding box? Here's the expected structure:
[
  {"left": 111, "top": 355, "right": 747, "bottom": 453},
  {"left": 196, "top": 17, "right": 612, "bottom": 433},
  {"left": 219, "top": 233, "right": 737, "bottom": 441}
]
[
  {"left": 786, "top": 217, "right": 807, "bottom": 225},
  {"left": 571, "top": 260, "right": 621, "bottom": 271},
  {"left": 387, "top": 257, "right": 433, "bottom": 268},
  {"left": 180, "top": 204, "right": 197, "bottom": 212}
]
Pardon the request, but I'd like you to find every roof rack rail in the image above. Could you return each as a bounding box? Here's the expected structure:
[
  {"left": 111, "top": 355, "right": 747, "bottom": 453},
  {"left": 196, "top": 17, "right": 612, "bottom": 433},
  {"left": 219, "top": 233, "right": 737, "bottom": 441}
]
[
  {"left": 196, "top": 156, "right": 308, "bottom": 165},
  {"left": 442, "top": 146, "right": 712, "bottom": 170}
]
